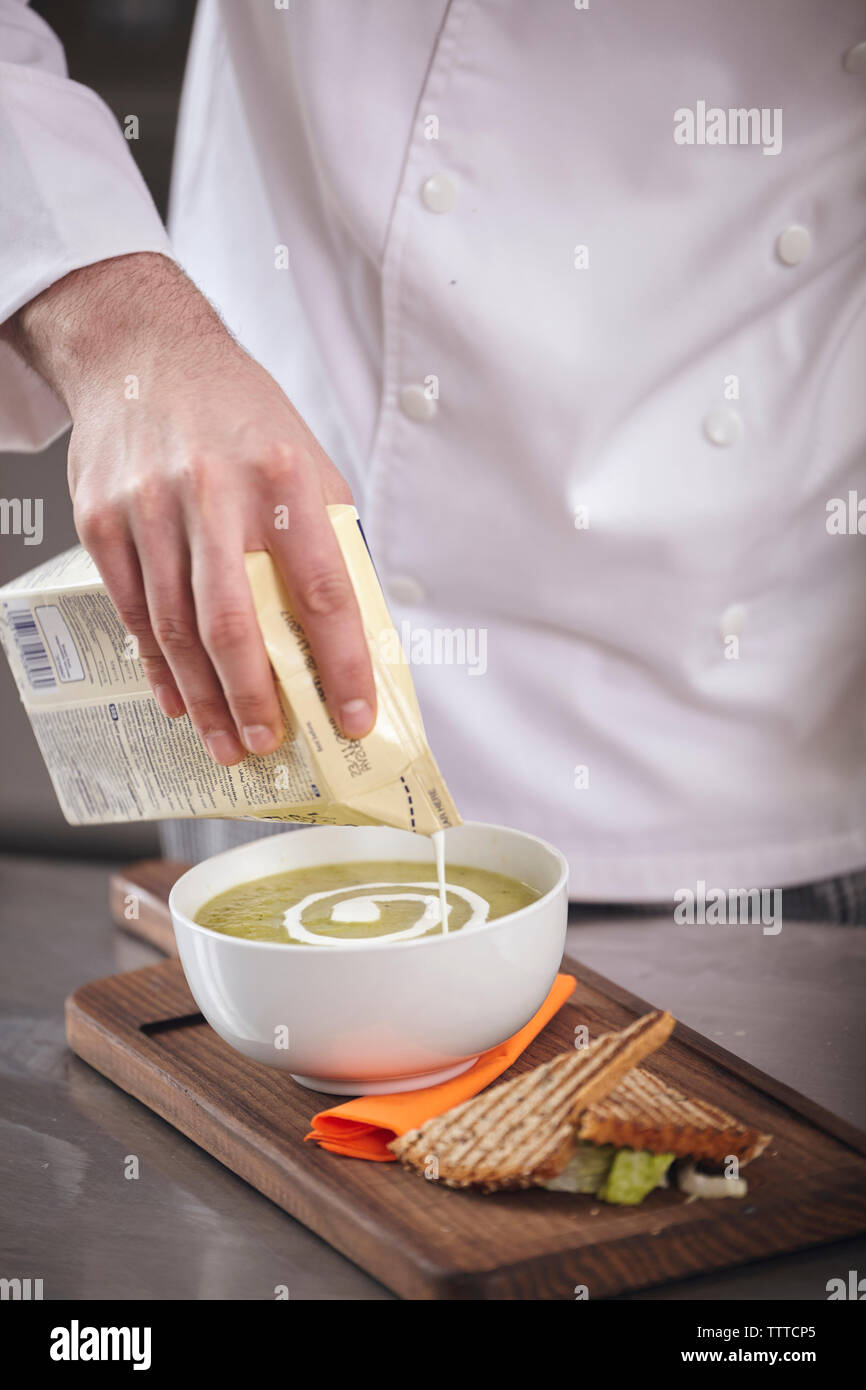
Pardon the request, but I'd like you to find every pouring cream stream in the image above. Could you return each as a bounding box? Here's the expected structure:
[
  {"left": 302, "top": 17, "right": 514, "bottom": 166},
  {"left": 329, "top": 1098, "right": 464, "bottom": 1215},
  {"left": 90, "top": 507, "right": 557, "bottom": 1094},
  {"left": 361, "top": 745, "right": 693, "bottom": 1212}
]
[{"left": 432, "top": 828, "right": 448, "bottom": 933}]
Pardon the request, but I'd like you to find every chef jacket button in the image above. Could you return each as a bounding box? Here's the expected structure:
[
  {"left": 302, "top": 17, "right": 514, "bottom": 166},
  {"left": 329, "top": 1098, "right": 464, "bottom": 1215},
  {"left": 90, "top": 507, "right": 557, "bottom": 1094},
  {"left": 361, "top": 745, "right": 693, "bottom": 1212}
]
[
  {"left": 842, "top": 42, "right": 866, "bottom": 73},
  {"left": 421, "top": 172, "right": 458, "bottom": 213},
  {"left": 776, "top": 225, "right": 812, "bottom": 266},
  {"left": 388, "top": 574, "right": 426, "bottom": 606},
  {"left": 703, "top": 408, "right": 743, "bottom": 447},
  {"left": 399, "top": 383, "right": 438, "bottom": 422},
  {"left": 720, "top": 603, "right": 747, "bottom": 637}
]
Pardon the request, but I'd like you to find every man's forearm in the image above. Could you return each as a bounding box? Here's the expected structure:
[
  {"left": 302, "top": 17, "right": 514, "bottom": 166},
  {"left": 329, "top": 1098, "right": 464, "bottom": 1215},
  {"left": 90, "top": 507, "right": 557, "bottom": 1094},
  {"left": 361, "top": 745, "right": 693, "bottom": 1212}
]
[{"left": 1, "top": 252, "right": 230, "bottom": 412}]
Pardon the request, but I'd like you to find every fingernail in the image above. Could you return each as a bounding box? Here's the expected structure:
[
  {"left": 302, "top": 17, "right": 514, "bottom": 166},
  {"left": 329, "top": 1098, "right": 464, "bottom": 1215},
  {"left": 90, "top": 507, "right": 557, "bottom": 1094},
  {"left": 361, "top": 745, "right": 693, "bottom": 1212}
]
[
  {"left": 205, "top": 731, "right": 242, "bottom": 764},
  {"left": 339, "top": 698, "right": 374, "bottom": 738},
  {"left": 155, "top": 685, "right": 183, "bottom": 718},
  {"left": 243, "top": 724, "right": 281, "bottom": 755}
]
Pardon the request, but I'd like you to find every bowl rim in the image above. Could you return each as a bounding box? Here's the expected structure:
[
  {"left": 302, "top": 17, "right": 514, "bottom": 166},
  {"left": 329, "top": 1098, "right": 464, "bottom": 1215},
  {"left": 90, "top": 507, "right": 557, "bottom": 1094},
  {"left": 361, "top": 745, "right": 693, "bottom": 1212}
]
[{"left": 168, "top": 820, "right": 569, "bottom": 954}]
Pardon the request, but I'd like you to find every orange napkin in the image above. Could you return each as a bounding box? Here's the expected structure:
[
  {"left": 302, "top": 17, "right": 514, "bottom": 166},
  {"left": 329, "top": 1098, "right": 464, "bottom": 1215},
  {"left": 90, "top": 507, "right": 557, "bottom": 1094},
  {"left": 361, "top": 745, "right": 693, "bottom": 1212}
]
[{"left": 304, "top": 972, "right": 576, "bottom": 1161}]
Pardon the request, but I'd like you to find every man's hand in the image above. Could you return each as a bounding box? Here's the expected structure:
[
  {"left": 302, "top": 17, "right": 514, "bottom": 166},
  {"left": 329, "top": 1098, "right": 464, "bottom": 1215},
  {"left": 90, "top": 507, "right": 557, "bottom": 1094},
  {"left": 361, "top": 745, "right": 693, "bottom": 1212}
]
[{"left": 3, "top": 252, "right": 377, "bottom": 764}]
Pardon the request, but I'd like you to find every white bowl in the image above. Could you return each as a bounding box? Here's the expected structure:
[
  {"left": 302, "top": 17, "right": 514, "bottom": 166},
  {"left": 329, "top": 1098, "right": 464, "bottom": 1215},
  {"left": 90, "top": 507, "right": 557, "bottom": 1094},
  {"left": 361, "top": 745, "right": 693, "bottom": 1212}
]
[{"left": 168, "top": 821, "right": 568, "bottom": 1094}]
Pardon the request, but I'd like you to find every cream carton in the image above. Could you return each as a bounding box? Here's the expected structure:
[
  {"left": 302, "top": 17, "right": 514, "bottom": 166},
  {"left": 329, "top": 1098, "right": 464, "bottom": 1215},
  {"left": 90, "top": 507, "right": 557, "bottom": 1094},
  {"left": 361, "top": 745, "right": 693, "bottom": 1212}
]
[{"left": 0, "top": 505, "right": 460, "bottom": 835}]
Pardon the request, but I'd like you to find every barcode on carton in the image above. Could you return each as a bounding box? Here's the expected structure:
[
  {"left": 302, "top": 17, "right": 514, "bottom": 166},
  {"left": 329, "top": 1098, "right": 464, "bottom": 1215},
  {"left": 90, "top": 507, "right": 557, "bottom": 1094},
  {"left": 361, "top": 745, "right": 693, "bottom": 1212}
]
[{"left": 4, "top": 603, "right": 57, "bottom": 691}]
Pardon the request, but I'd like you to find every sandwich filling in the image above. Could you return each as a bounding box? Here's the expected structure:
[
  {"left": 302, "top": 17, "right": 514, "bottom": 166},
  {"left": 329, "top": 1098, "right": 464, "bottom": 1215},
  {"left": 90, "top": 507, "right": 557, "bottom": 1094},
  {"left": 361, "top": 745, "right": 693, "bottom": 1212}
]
[
  {"left": 540, "top": 1143, "right": 748, "bottom": 1204},
  {"left": 542, "top": 1143, "right": 675, "bottom": 1205}
]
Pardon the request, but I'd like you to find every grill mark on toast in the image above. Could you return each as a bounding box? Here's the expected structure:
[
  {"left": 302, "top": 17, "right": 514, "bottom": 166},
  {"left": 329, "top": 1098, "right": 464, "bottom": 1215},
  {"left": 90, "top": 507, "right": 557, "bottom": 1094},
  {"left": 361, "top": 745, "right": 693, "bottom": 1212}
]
[{"left": 580, "top": 1067, "right": 771, "bottom": 1164}]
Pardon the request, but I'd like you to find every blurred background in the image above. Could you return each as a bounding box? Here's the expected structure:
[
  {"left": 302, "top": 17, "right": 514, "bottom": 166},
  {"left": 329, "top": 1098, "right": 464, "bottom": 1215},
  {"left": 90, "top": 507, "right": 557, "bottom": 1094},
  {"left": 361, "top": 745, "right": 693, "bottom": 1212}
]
[{"left": 0, "top": 0, "right": 196, "bottom": 857}]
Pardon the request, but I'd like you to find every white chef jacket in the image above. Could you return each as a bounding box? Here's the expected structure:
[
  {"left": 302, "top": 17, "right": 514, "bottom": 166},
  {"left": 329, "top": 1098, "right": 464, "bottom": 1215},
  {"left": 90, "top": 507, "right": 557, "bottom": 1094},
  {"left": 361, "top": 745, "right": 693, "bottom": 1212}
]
[{"left": 2, "top": 0, "right": 866, "bottom": 900}]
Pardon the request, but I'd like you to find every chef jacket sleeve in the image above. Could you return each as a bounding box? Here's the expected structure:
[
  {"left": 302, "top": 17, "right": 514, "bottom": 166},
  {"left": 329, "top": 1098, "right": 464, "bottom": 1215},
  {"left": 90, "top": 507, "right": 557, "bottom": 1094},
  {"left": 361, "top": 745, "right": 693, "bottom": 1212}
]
[{"left": 0, "top": 0, "right": 175, "bottom": 452}]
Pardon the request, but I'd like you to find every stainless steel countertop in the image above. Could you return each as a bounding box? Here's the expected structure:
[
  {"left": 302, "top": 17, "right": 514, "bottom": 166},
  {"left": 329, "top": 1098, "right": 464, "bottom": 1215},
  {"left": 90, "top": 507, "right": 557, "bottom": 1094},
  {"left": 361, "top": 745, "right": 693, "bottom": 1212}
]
[{"left": 2, "top": 853, "right": 864, "bottom": 1301}]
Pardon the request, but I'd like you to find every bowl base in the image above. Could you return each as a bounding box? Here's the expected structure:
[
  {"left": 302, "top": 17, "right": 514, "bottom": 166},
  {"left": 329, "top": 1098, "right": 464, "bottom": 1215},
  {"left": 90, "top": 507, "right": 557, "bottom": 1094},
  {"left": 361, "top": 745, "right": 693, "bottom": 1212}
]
[{"left": 290, "top": 1055, "right": 479, "bottom": 1096}]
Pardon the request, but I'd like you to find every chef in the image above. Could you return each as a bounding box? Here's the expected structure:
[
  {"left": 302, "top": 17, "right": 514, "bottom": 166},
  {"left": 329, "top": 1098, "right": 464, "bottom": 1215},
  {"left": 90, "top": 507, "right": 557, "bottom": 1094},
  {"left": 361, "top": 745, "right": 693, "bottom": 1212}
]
[{"left": 1, "top": 0, "right": 865, "bottom": 916}]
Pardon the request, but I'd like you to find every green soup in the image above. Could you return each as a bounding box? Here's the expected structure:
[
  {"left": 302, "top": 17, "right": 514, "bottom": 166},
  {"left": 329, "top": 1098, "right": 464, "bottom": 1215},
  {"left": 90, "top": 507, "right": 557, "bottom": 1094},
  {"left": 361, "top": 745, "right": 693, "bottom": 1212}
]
[{"left": 195, "top": 860, "right": 541, "bottom": 945}]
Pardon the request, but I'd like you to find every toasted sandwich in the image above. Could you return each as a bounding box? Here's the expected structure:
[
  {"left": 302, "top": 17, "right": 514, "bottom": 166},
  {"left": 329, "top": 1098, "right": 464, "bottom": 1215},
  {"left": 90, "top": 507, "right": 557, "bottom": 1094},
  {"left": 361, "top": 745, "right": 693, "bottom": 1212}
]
[{"left": 389, "top": 1010, "right": 772, "bottom": 1203}]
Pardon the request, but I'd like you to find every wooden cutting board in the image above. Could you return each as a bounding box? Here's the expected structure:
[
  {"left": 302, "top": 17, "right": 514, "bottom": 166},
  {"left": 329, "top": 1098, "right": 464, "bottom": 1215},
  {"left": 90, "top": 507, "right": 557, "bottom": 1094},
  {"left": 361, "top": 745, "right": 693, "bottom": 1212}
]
[{"left": 71, "top": 868, "right": 866, "bottom": 1299}]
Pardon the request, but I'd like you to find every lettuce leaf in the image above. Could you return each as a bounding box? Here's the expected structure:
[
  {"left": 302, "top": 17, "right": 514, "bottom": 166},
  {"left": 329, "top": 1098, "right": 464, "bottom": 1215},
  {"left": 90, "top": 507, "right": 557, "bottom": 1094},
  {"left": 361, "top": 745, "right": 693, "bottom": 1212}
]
[{"left": 596, "top": 1148, "right": 675, "bottom": 1205}]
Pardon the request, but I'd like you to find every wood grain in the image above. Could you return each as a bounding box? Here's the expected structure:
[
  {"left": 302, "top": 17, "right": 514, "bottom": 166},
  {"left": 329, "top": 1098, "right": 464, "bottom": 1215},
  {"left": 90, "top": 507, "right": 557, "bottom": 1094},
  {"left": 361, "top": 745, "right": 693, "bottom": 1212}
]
[
  {"left": 110, "top": 859, "right": 186, "bottom": 954},
  {"left": 66, "top": 944, "right": 866, "bottom": 1300}
]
